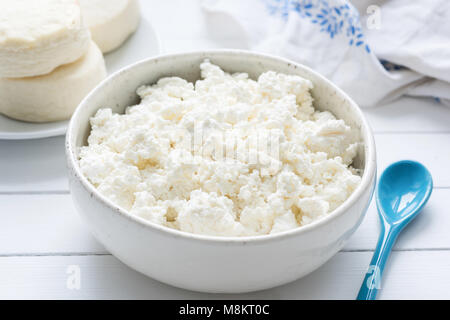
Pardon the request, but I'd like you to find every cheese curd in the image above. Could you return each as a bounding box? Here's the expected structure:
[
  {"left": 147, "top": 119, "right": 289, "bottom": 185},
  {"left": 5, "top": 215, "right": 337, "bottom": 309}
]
[{"left": 79, "top": 60, "right": 362, "bottom": 237}]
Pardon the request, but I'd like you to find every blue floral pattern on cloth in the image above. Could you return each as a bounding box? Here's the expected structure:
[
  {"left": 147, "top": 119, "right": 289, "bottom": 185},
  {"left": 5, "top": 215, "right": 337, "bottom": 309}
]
[{"left": 263, "top": 0, "right": 371, "bottom": 53}]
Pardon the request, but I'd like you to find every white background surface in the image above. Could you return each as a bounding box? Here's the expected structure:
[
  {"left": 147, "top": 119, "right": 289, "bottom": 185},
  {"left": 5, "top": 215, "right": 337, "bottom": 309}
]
[{"left": 1, "top": 0, "right": 450, "bottom": 299}]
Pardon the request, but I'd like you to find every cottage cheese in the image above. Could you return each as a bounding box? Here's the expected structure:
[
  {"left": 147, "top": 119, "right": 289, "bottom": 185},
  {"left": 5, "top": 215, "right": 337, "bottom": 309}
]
[{"left": 79, "top": 61, "right": 362, "bottom": 237}]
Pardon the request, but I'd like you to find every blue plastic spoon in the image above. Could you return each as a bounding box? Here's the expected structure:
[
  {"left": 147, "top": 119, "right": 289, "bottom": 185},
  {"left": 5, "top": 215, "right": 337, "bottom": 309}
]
[{"left": 357, "top": 160, "right": 433, "bottom": 300}]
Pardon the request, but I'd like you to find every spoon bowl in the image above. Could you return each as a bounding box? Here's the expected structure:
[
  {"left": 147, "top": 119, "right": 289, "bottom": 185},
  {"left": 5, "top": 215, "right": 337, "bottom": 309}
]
[{"left": 377, "top": 160, "right": 433, "bottom": 226}]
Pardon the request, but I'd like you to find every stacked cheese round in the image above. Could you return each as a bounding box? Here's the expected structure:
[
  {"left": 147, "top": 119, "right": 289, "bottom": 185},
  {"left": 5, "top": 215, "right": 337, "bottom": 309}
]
[
  {"left": 0, "top": 0, "right": 91, "bottom": 78},
  {"left": 79, "top": 0, "right": 140, "bottom": 53},
  {"left": 0, "top": 42, "right": 107, "bottom": 122},
  {"left": 0, "top": 0, "right": 107, "bottom": 122}
]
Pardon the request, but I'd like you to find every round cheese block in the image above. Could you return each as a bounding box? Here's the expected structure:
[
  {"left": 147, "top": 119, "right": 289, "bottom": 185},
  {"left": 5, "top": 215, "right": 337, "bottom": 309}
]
[
  {"left": 0, "top": 0, "right": 91, "bottom": 78},
  {"left": 0, "top": 42, "right": 107, "bottom": 123},
  {"left": 80, "top": 0, "right": 140, "bottom": 53}
]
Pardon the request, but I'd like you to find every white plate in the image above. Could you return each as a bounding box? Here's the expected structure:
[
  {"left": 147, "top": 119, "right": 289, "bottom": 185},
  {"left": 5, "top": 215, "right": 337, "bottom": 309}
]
[{"left": 0, "top": 17, "right": 162, "bottom": 140}]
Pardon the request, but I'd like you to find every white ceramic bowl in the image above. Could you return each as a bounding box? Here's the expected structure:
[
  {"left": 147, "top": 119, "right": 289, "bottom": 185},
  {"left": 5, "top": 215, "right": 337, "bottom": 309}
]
[{"left": 66, "top": 50, "right": 376, "bottom": 293}]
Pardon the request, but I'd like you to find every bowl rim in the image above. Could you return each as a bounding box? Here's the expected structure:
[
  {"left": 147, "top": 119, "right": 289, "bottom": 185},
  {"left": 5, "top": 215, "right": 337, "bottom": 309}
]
[{"left": 66, "top": 49, "right": 377, "bottom": 245}]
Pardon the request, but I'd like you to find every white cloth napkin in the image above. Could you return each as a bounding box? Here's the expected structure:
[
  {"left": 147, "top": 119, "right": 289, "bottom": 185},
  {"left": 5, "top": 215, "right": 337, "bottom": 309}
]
[{"left": 202, "top": 0, "right": 450, "bottom": 107}]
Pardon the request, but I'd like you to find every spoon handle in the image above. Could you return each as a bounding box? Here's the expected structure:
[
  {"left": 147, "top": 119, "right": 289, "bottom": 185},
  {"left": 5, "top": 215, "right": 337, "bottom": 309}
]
[{"left": 356, "top": 222, "right": 400, "bottom": 300}]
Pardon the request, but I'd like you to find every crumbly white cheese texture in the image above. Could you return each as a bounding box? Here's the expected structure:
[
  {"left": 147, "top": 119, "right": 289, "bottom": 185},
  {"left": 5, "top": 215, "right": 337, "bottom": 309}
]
[{"left": 79, "top": 61, "right": 362, "bottom": 237}]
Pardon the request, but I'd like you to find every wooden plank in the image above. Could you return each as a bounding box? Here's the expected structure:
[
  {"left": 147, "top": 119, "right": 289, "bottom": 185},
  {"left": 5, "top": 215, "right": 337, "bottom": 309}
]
[
  {"left": 0, "top": 136, "right": 68, "bottom": 193},
  {"left": 365, "top": 97, "right": 450, "bottom": 133},
  {"left": 0, "top": 195, "right": 105, "bottom": 255},
  {"left": 0, "top": 251, "right": 448, "bottom": 299},
  {"left": 375, "top": 134, "right": 450, "bottom": 187}
]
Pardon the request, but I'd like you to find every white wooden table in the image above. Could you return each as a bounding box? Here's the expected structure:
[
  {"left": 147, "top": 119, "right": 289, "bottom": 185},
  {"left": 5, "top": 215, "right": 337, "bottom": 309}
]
[{"left": 1, "top": 0, "right": 450, "bottom": 299}]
